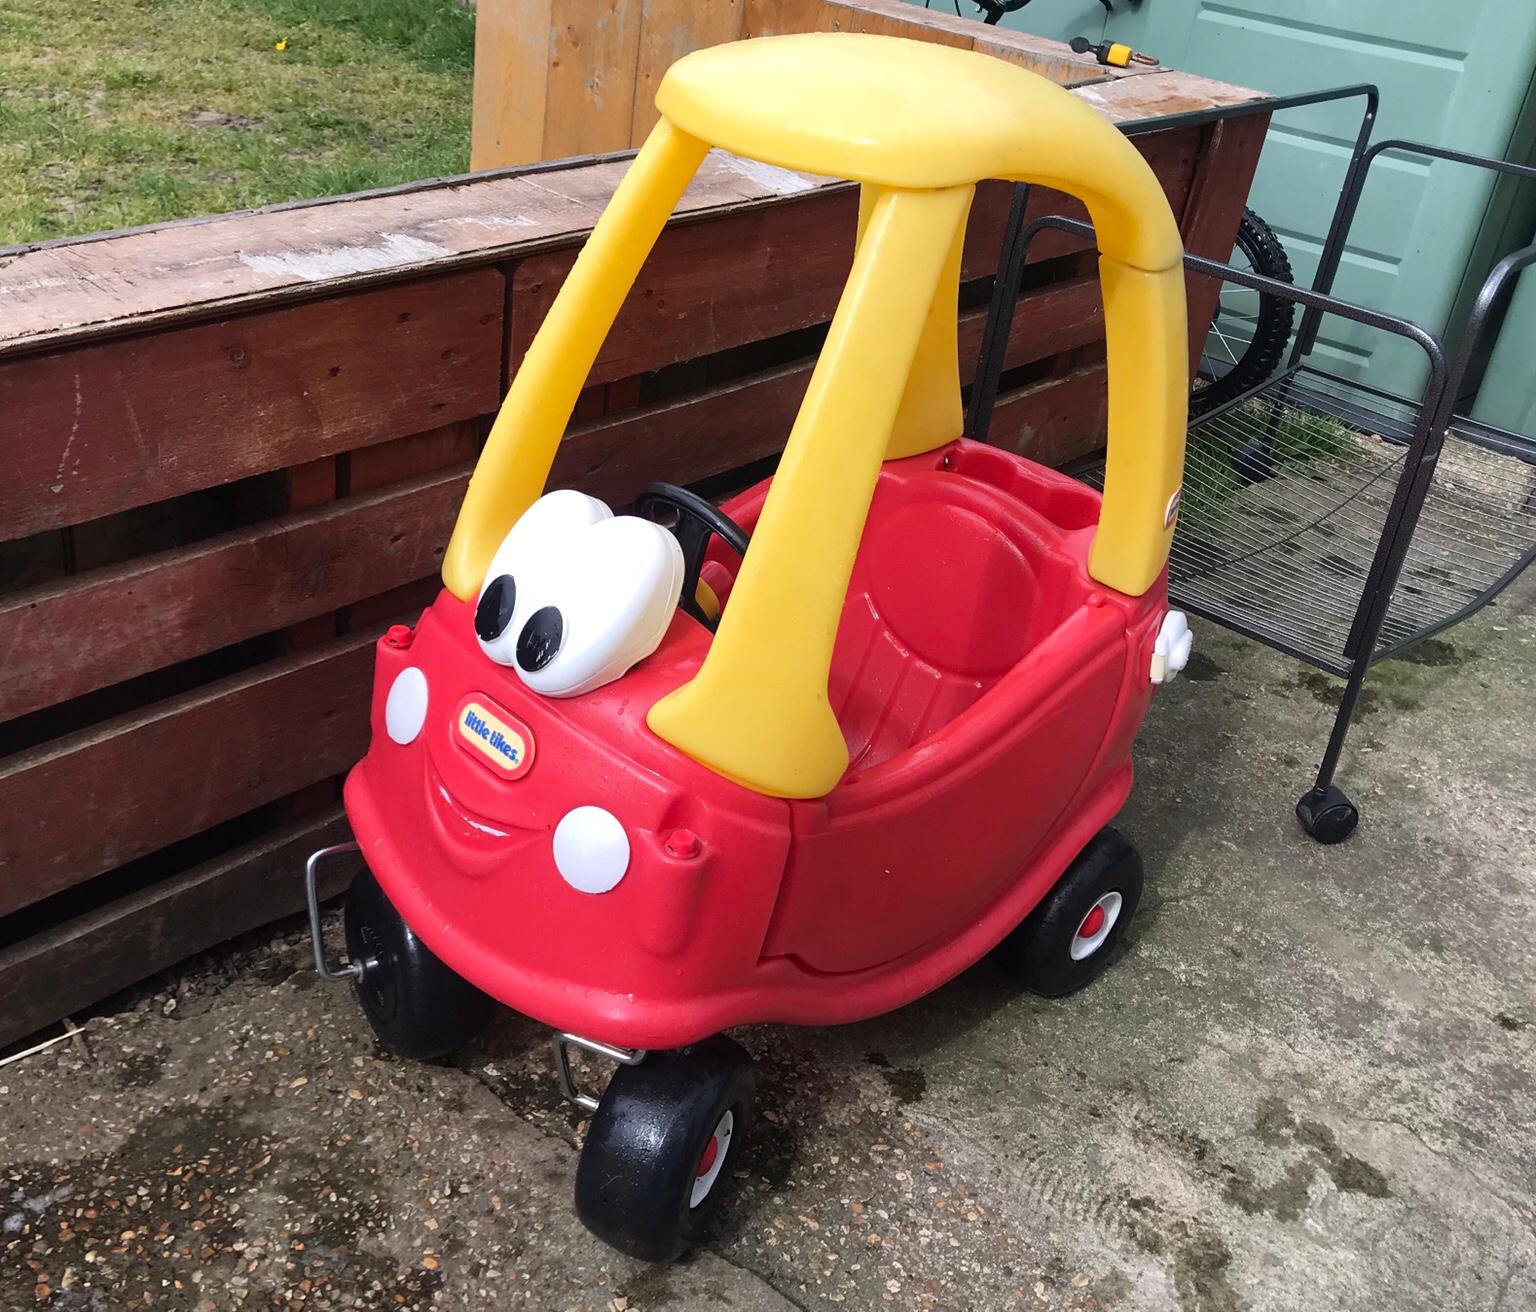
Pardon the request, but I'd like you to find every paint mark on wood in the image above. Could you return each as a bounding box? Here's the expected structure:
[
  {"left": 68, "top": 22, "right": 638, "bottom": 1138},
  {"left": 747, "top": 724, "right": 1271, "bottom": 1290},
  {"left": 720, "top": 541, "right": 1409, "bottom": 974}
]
[
  {"left": 51, "top": 371, "right": 83, "bottom": 494},
  {"left": 238, "top": 233, "right": 453, "bottom": 282},
  {"left": 708, "top": 149, "right": 819, "bottom": 196},
  {"left": 435, "top": 214, "right": 539, "bottom": 231},
  {"left": 0, "top": 275, "right": 79, "bottom": 299}
]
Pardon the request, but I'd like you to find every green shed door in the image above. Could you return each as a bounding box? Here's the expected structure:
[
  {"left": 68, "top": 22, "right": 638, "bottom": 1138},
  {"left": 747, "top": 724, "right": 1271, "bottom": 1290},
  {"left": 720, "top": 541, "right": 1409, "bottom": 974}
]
[{"left": 947, "top": 0, "right": 1536, "bottom": 402}]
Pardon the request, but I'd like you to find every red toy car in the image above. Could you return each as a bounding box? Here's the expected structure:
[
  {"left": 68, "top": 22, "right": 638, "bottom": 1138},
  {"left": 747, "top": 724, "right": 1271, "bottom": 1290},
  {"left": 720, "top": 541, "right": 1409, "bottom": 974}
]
[{"left": 307, "top": 32, "right": 1193, "bottom": 1260}]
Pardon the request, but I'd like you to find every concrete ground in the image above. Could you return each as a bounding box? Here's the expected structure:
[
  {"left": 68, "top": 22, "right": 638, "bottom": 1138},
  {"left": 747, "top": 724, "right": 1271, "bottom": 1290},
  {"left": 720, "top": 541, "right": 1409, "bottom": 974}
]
[{"left": 3, "top": 578, "right": 1532, "bottom": 1312}]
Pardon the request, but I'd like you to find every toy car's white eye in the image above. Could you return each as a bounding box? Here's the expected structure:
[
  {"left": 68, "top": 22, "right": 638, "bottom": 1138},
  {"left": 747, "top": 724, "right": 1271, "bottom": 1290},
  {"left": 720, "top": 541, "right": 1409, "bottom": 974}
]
[
  {"left": 515, "top": 515, "right": 683, "bottom": 698},
  {"left": 475, "top": 490, "right": 609, "bottom": 665},
  {"left": 475, "top": 491, "right": 684, "bottom": 698}
]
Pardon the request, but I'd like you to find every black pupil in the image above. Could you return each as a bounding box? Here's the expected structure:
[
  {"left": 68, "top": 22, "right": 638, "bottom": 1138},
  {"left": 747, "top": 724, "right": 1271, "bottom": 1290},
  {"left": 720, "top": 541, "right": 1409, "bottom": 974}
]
[
  {"left": 475, "top": 574, "right": 516, "bottom": 641},
  {"left": 517, "top": 606, "right": 564, "bottom": 672}
]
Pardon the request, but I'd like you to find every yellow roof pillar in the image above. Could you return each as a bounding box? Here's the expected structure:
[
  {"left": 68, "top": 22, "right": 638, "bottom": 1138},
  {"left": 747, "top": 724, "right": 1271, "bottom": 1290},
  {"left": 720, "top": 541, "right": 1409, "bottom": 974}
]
[
  {"left": 646, "top": 183, "right": 976, "bottom": 797},
  {"left": 441, "top": 119, "right": 709, "bottom": 601},
  {"left": 855, "top": 185, "right": 971, "bottom": 460}
]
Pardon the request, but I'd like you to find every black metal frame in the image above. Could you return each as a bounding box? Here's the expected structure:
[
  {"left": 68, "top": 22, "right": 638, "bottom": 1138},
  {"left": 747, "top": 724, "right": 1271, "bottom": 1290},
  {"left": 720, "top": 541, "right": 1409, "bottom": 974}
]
[
  {"left": 967, "top": 83, "right": 1380, "bottom": 442},
  {"left": 968, "top": 84, "right": 1536, "bottom": 839}
]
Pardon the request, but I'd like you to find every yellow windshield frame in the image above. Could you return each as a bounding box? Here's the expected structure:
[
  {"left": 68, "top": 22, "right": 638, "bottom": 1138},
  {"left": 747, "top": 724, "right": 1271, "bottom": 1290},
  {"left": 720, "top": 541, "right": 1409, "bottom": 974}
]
[
  {"left": 442, "top": 33, "right": 1187, "bottom": 799},
  {"left": 441, "top": 117, "right": 710, "bottom": 599}
]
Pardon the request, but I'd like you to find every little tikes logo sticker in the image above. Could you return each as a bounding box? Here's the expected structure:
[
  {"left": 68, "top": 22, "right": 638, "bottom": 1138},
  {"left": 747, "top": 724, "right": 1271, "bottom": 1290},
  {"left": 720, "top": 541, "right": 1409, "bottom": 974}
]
[{"left": 454, "top": 695, "right": 535, "bottom": 780}]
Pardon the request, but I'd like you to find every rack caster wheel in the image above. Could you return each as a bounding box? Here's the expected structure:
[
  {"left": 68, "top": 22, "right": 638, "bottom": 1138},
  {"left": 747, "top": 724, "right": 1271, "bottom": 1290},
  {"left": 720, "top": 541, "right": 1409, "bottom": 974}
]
[
  {"left": 575, "top": 1036, "right": 754, "bottom": 1261},
  {"left": 343, "top": 867, "right": 494, "bottom": 1060},
  {"left": 993, "top": 826, "right": 1143, "bottom": 998},
  {"left": 1296, "top": 785, "right": 1359, "bottom": 845}
]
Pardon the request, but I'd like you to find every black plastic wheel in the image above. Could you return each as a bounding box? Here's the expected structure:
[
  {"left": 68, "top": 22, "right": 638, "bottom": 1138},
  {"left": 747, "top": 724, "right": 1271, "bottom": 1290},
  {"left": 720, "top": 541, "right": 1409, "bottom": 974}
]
[
  {"left": 575, "top": 1036, "right": 755, "bottom": 1262},
  {"left": 1191, "top": 207, "right": 1296, "bottom": 418},
  {"left": 1296, "top": 785, "right": 1359, "bottom": 845},
  {"left": 994, "top": 827, "right": 1144, "bottom": 998},
  {"left": 343, "top": 866, "right": 495, "bottom": 1060}
]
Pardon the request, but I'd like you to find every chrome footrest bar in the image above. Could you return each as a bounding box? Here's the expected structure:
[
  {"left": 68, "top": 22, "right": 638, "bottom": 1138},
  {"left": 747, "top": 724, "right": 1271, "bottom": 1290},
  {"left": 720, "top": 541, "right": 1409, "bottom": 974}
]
[
  {"left": 551, "top": 1032, "right": 647, "bottom": 1112},
  {"left": 305, "top": 843, "right": 363, "bottom": 983}
]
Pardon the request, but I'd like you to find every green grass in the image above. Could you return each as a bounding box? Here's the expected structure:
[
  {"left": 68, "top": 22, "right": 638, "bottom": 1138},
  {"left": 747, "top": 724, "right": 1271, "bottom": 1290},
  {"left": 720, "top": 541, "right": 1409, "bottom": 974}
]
[
  {"left": 0, "top": 0, "right": 474, "bottom": 244},
  {"left": 1181, "top": 402, "right": 1359, "bottom": 531}
]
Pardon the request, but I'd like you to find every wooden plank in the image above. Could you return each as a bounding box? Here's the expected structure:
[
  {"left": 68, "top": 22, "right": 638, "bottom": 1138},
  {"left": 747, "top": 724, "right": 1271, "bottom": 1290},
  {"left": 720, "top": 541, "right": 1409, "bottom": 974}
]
[
  {"left": 988, "top": 362, "right": 1110, "bottom": 469},
  {"left": 287, "top": 459, "right": 341, "bottom": 515},
  {"left": 556, "top": 359, "right": 808, "bottom": 503},
  {"left": 0, "top": 272, "right": 502, "bottom": 542},
  {"left": 1175, "top": 113, "right": 1271, "bottom": 376},
  {"left": 574, "top": 384, "right": 609, "bottom": 423},
  {"left": 0, "top": 157, "right": 838, "bottom": 357},
  {"left": 1074, "top": 67, "right": 1270, "bottom": 126},
  {"left": 1, "top": 80, "right": 1260, "bottom": 358},
  {"left": 818, "top": 0, "right": 974, "bottom": 49},
  {"left": 0, "top": 173, "right": 595, "bottom": 355},
  {"left": 604, "top": 375, "right": 644, "bottom": 414},
  {"left": 0, "top": 276, "right": 1106, "bottom": 720},
  {"left": 631, "top": 0, "right": 746, "bottom": 145},
  {"left": 282, "top": 458, "right": 345, "bottom": 651},
  {"left": 64, "top": 480, "right": 275, "bottom": 577},
  {"left": 554, "top": 277, "right": 1106, "bottom": 503},
  {"left": 741, "top": 0, "right": 823, "bottom": 37},
  {"left": 0, "top": 532, "right": 68, "bottom": 597},
  {"left": 346, "top": 578, "right": 445, "bottom": 632},
  {"left": 0, "top": 807, "right": 358, "bottom": 1050},
  {"left": 471, "top": 0, "right": 555, "bottom": 170},
  {"left": 542, "top": 0, "right": 646, "bottom": 162},
  {"left": 343, "top": 421, "right": 481, "bottom": 631},
  {"left": 0, "top": 630, "right": 378, "bottom": 918},
  {"left": 0, "top": 466, "right": 466, "bottom": 724},
  {"left": 522, "top": 149, "right": 802, "bottom": 219},
  {"left": 348, "top": 421, "right": 483, "bottom": 493},
  {"left": 281, "top": 444, "right": 352, "bottom": 816},
  {"left": 971, "top": 21, "right": 1147, "bottom": 86},
  {"left": 960, "top": 277, "right": 1104, "bottom": 381},
  {"left": 509, "top": 129, "right": 1195, "bottom": 386},
  {"left": 510, "top": 187, "right": 856, "bottom": 384}
]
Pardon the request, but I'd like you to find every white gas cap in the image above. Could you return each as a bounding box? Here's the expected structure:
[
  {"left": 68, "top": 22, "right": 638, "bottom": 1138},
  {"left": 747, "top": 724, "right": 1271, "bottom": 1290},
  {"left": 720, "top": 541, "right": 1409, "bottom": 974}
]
[{"left": 1150, "top": 610, "right": 1193, "bottom": 685}]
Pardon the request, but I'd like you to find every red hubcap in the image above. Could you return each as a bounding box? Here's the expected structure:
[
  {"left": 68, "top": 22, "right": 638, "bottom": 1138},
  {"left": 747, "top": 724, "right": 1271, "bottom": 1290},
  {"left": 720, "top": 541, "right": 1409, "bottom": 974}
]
[
  {"left": 1078, "top": 905, "right": 1107, "bottom": 939},
  {"left": 696, "top": 1136, "right": 720, "bottom": 1178}
]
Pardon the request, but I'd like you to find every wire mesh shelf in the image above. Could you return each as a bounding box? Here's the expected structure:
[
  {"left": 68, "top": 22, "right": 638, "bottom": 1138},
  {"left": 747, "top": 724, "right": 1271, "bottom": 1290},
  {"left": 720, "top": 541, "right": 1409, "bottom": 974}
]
[
  {"left": 1075, "top": 366, "right": 1536, "bottom": 673},
  {"left": 966, "top": 103, "right": 1536, "bottom": 840}
]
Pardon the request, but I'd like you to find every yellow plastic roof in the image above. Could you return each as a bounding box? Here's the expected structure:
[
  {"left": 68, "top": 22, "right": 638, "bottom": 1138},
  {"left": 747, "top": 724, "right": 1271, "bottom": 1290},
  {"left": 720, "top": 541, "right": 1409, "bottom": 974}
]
[{"left": 656, "top": 32, "right": 1181, "bottom": 271}]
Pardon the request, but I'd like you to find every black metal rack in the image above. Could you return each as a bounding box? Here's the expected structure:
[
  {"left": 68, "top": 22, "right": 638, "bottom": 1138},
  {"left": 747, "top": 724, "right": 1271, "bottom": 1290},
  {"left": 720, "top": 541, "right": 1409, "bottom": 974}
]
[{"left": 971, "top": 88, "right": 1536, "bottom": 843}]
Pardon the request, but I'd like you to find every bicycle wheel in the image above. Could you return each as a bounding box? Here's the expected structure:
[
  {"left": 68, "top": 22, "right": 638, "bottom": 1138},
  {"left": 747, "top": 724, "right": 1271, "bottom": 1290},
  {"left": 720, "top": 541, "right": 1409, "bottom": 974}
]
[{"left": 1191, "top": 208, "right": 1295, "bottom": 416}]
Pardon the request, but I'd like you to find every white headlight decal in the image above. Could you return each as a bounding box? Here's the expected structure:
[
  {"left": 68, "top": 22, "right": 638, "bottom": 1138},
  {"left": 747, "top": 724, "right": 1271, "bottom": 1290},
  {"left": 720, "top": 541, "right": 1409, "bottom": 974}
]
[
  {"left": 384, "top": 666, "right": 429, "bottom": 745},
  {"left": 552, "top": 806, "right": 630, "bottom": 894}
]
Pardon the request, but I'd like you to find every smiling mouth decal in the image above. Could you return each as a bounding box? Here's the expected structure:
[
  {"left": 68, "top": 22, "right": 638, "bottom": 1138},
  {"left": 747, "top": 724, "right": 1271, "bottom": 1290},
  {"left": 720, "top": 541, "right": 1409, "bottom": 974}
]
[
  {"left": 426, "top": 763, "right": 531, "bottom": 842},
  {"left": 436, "top": 783, "right": 511, "bottom": 838}
]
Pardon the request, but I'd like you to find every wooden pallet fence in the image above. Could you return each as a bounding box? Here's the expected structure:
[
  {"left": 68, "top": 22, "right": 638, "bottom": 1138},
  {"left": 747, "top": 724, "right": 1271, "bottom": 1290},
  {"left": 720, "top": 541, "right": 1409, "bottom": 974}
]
[{"left": 0, "top": 80, "right": 1265, "bottom": 1047}]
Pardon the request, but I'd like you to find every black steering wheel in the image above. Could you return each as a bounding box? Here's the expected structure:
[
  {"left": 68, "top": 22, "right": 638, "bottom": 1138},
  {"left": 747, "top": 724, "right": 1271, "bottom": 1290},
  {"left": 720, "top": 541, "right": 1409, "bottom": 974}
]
[{"left": 633, "top": 483, "right": 751, "bottom": 632}]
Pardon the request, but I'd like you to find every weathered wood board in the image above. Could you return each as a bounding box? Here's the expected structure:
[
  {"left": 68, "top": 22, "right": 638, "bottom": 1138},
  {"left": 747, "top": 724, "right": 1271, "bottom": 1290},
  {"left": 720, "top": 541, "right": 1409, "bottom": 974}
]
[{"left": 0, "top": 273, "right": 502, "bottom": 539}]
